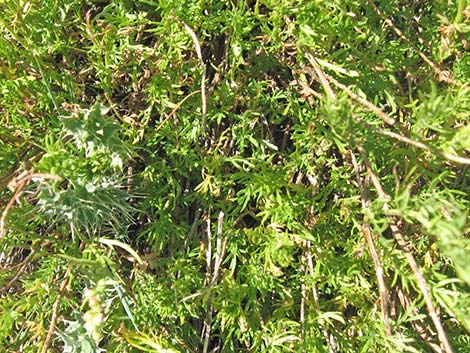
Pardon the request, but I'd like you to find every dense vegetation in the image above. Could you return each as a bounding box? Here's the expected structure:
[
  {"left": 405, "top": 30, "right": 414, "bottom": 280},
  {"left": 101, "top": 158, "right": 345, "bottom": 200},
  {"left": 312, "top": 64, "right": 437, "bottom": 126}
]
[{"left": 1, "top": 1, "right": 470, "bottom": 352}]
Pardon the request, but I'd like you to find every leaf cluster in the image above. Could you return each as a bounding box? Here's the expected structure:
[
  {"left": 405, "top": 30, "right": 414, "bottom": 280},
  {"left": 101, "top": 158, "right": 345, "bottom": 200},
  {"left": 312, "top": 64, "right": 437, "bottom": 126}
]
[{"left": 1, "top": 1, "right": 470, "bottom": 353}]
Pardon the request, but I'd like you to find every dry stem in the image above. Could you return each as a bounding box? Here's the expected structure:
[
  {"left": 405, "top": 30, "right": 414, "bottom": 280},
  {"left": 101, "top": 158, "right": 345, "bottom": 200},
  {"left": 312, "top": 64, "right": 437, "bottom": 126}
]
[
  {"left": 300, "top": 241, "right": 307, "bottom": 351},
  {"left": 202, "top": 211, "right": 227, "bottom": 353},
  {"left": 210, "top": 211, "right": 227, "bottom": 287},
  {"left": 156, "top": 90, "right": 202, "bottom": 132},
  {"left": 181, "top": 21, "right": 207, "bottom": 134},
  {"left": 0, "top": 179, "right": 26, "bottom": 239},
  {"left": 1, "top": 171, "right": 61, "bottom": 238},
  {"left": 305, "top": 52, "right": 336, "bottom": 100},
  {"left": 0, "top": 248, "right": 37, "bottom": 292},
  {"left": 350, "top": 151, "right": 391, "bottom": 336},
  {"left": 297, "top": 54, "right": 396, "bottom": 340},
  {"left": 304, "top": 51, "right": 395, "bottom": 125},
  {"left": 303, "top": 51, "right": 470, "bottom": 165},
  {"left": 40, "top": 264, "right": 73, "bottom": 353},
  {"left": 395, "top": 287, "right": 443, "bottom": 353},
  {"left": 366, "top": 123, "right": 470, "bottom": 165},
  {"left": 358, "top": 145, "right": 454, "bottom": 353},
  {"left": 368, "top": 1, "right": 462, "bottom": 86}
]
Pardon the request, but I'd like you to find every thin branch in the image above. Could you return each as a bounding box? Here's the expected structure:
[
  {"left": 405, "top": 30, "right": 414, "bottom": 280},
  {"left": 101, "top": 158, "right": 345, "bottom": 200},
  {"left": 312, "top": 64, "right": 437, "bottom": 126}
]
[
  {"left": 323, "top": 71, "right": 395, "bottom": 126},
  {"left": 350, "top": 151, "right": 391, "bottom": 336},
  {"left": 202, "top": 211, "right": 227, "bottom": 353},
  {"left": 395, "top": 287, "right": 443, "bottom": 353},
  {"left": 293, "top": 75, "right": 324, "bottom": 103},
  {"left": 40, "top": 264, "right": 73, "bottom": 353},
  {"left": 181, "top": 21, "right": 207, "bottom": 134},
  {"left": 301, "top": 54, "right": 395, "bottom": 336},
  {"left": 156, "top": 90, "right": 202, "bottom": 132},
  {"left": 305, "top": 52, "right": 336, "bottom": 100},
  {"left": 304, "top": 53, "right": 470, "bottom": 165},
  {"left": 200, "top": 211, "right": 228, "bottom": 353},
  {"left": 210, "top": 211, "right": 226, "bottom": 287},
  {"left": 0, "top": 179, "right": 26, "bottom": 239},
  {"left": 201, "top": 210, "right": 212, "bottom": 353},
  {"left": 0, "top": 248, "right": 37, "bottom": 292},
  {"left": 358, "top": 145, "right": 454, "bottom": 353},
  {"left": 1, "top": 172, "right": 62, "bottom": 238},
  {"left": 368, "top": 1, "right": 463, "bottom": 86},
  {"left": 303, "top": 51, "right": 395, "bottom": 125},
  {"left": 300, "top": 241, "right": 307, "bottom": 351},
  {"left": 368, "top": 124, "right": 470, "bottom": 165},
  {"left": 202, "top": 305, "right": 213, "bottom": 353}
]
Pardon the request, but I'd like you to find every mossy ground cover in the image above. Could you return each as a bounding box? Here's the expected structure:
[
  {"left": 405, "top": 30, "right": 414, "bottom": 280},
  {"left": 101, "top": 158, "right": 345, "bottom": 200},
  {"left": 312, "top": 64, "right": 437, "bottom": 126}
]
[{"left": 1, "top": 1, "right": 470, "bottom": 352}]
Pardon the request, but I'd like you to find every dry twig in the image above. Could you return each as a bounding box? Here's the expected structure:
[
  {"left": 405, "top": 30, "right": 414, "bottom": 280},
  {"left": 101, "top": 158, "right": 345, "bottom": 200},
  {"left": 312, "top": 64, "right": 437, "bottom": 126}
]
[
  {"left": 358, "top": 145, "right": 454, "bottom": 353},
  {"left": 368, "top": 1, "right": 462, "bottom": 86},
  {"left": 308, "top": 54, "right": 395, "bottom": 336},
  {"left": 304, "top": 51, "right": 395, "bottom": 125},
  {"left": 156, "top": 90, "right": 202, "bottom": 132},
  {"left": 0, "top": 248, "right": 38, "bottom": 292},
  {"left": 181, "top": 21, "right": 207, "bottom": 134},
  {"left": 201, "top": 211, "right": 227, "bottom": 353},
  {"left": 304, "top": 52, "right": 336, "bottom": 101},
  {"left": 40, "top": 264, "right": 73, "bottom": 353},
  {"left": 303, "top": 52, "right": 470, "bottom": 165},
  {"left": 300, "top": 240, "right": 307, "bottom": 351},
  {"left": 394, "top": 287, "right": 444, "bottom": 353},
  {"left": 210, "top": 211, "right": 227, "bottom": 287},
  {"left": 0, "top": 179, "right": 26, "bottom": 239},
  {"left": 350, "top": 151, "right": 391, "bottom": 336},
  {"left": 364, "top": 123, "right": 470, "bottom": 165},
  {"left": 0, "top": 171, "right": 61, "bottom": 238},
  {"left": 325, "top": 73, "right": 396, "bottom": 126}
]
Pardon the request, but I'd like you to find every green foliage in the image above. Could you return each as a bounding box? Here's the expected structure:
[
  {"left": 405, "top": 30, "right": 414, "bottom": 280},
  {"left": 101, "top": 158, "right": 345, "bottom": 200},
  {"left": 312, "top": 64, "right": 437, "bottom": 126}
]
[{"left": 2, "top": 0, "right": 470, "bottom": 352}]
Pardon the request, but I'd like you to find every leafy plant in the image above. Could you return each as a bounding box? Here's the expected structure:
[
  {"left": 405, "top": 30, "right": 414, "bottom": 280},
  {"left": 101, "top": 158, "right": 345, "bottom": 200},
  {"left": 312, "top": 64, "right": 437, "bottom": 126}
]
[{"left": 2, "top": 0, "right": 470, "bottom": 352}]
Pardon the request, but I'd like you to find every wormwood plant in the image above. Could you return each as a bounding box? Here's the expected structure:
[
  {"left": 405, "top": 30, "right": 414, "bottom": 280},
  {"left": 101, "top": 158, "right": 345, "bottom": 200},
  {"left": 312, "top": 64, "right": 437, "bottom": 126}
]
[{"left": 1, "top": 0, "right": 470, "bottom": 352}]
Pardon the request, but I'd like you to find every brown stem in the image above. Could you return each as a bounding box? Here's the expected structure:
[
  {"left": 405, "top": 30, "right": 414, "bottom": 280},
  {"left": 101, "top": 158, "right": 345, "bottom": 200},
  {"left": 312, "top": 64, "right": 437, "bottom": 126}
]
[
  {"left": 350, "top": 151, "right": 392, "bottom": 336},
  {"left": 368, "top": 1, "right": 462, "bottom": 86},
  {"left": 358, "top": 145, "right": 454, "bottom": 353},
  {"left": 40, "top": 264, "right": 73, "bottom": 353}
]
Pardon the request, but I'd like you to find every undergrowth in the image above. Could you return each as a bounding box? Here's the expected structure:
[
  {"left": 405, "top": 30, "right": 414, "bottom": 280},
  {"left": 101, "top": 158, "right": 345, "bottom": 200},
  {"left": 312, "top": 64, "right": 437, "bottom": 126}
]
[{"left": 1, "top": 1, "right": 470, "bottom": 352}]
